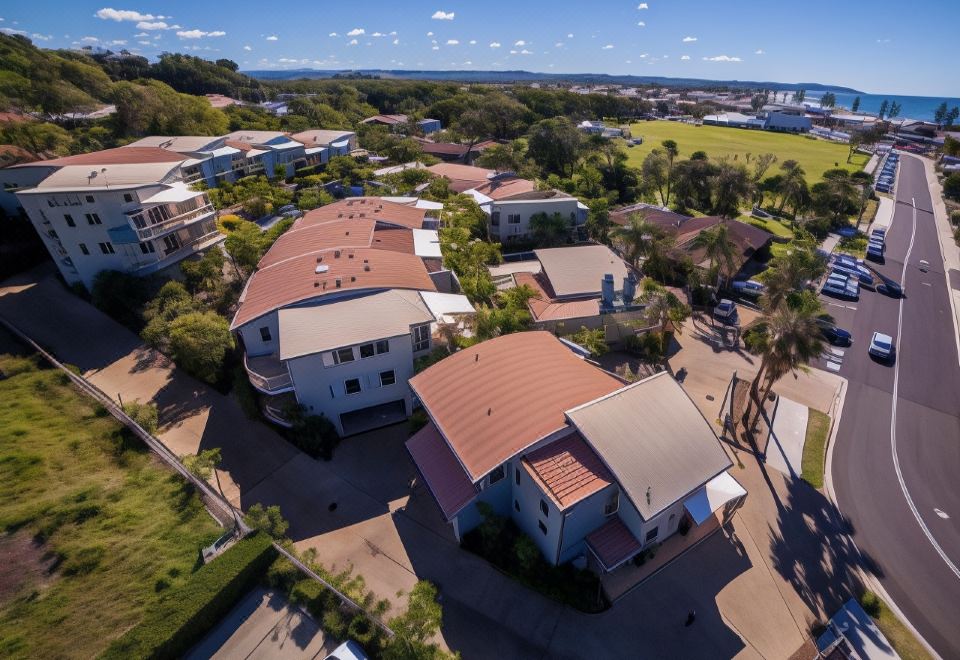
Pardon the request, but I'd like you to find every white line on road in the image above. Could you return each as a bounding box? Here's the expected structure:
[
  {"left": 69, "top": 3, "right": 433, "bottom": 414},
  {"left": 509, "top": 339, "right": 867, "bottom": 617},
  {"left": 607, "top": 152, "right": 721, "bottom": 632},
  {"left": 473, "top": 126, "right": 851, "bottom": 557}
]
[
  {"left": 890, "top": 196, "right": 960, "bottom": 581},
  {"left": 935, "top": 509, "right": 950, "bottom": 520},
  {"left": 825, "top": 361, "right": 841, "bottom": 372}
]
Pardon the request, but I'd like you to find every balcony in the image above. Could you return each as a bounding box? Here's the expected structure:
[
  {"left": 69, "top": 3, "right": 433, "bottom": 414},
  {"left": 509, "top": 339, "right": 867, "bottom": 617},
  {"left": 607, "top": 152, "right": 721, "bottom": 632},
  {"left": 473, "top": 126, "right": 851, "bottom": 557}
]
[
  {"left": 131, "top": 230, "right": 223, "bottom": 275},
  {"left": 244, "top": 352, "right": 294, "bottom": 394},
  {"left": 130, "top": 204, "right": 215, "bottom": 241}
]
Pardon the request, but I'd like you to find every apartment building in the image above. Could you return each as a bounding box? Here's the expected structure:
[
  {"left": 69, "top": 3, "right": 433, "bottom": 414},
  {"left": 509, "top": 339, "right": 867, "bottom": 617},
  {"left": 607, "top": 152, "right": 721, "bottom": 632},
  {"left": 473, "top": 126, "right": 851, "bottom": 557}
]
[
  {"left": 232, "top": 202, "right": 473, "bottom": 436},
  {"left": 466, "top": 177, "right": 589, "bottom": 243},
  {"left": 12, "top": 147, "right": 220, "bottom": 289}
]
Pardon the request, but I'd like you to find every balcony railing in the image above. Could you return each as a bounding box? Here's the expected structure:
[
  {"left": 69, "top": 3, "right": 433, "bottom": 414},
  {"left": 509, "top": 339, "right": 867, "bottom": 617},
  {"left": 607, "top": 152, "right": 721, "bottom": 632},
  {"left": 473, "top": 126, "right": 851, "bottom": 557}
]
[
  {"left": 132, "top": 204, "right": 215, "bottom": 241},
  {"left": 243, "top": 352, "right": 294, "bottom": 394},
  {"left": 130, "top": 230, "right": 223, "bottom": 274}
]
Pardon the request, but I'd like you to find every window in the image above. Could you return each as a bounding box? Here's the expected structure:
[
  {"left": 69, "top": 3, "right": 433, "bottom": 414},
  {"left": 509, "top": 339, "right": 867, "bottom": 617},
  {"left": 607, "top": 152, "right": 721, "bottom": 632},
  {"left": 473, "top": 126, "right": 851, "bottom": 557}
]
[
  {"left": 508, "top": 213, "right": 521, "bottom": 224},
  {"left": 491, "top": 211, "right": 501, "bottom": 227},
  {"left": 98, "top": 242, "right": 115, "bottom": 255},
  {"left": 64, "top": 214, "right": 75, "bottom": 227},
  {"left": 344, "top": 378, "right": 362, "bottom": 395},
  {"left": 645, "top": 527, "right": 659, "bottom": 543},
  {"left": 162, "top": 234, "right": 181, "bottom": 255},
  {"left": 359, "top": 343, "right": 375, "bottom": 359},
  {"left": 259, "top": 326, "right": 272, "bottom": 342},
  {"left": 540, "top": 499, "right": 549, "bottom": 517},
  {"left": 48, "top": 230, "right": 59, "bottom": 239},
  {"left": 332, "top": 347, "right": 354, "bottom": 364},
  {"left": 79, "top": 243, "right": 89, "bottom": 256},
  {"left": 85, "top": 195, "right": 94, "bottom": 203},
  {"left": 379, "top": 369, "right": 396, "bottom": 387},
  {"left": 515, "top": 469, "right": 521, "bottom": 485},
  {"left": 412, "top": 324, "right": 430, "bottom": 352},
  {"left": 123, "top": 193, "right": 133, "bottom": 203},
  {"left": 604, "top": 490, "right": 619, "bottom": 516},
  {"left": 139, "top": 241, "right": 155, "bottom": 254},
  {"left": 375, "top": 340, "right": 389, "bottom": 354},
  {"left": 85, "top": 213, "right": 101, "bottom": 225},
  {"left": 488, "top": 465, "right": 505, "bottom": 485},
  {"left": 514, "top": 500, "right": 520, "bottom": 512},
  {"left": 538, "top": 520, "right": 547, "bottom": 535}
]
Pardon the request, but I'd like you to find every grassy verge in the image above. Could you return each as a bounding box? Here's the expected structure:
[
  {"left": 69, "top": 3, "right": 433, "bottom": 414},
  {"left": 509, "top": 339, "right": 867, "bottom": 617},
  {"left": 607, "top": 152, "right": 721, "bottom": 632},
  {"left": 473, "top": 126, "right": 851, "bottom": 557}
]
[
  {"left": 625, "top": 120, "right": 869, "bottom": 182},
  {"left": 0, "top": 340, "right": 222, "bottom": 659},
  {"left": 801, "top": 408, "right": 831, "bottom": 489},
  {"left": 738, "top": 214, "right": 795, "bottom": 239},
  {"left": 860, "top": 197, "right": 879, "bottom": 227},
  {"left": 860, "top": 592, "right": 933, "bottom": 660}
]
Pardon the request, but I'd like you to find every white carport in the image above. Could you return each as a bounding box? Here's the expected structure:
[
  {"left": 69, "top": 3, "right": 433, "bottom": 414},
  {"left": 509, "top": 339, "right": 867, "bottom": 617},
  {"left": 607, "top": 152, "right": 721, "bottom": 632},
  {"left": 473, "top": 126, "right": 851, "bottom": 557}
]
[{"left": 683, "top": 472, "right": 747, "bottom": 525}]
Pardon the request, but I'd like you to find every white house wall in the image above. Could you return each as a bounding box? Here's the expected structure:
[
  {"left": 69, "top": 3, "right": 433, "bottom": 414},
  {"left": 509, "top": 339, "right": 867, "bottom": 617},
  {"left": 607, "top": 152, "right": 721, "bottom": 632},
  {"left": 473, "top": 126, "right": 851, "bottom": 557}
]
[{"left": 489, "top": 198, "right": 583, "bottom": 243}]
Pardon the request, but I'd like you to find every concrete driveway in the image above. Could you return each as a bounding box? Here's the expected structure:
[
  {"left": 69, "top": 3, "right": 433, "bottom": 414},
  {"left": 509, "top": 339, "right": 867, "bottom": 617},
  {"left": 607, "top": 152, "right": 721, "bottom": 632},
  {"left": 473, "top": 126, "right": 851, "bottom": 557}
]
[{"left": 0, "top": 265, "right": 858, "bottom": 659}]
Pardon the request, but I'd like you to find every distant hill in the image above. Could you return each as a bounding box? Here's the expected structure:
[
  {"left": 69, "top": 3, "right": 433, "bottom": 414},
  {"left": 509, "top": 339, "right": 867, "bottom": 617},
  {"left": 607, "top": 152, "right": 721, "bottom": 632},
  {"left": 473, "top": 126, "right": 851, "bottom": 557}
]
[{"left": 246, "top": 68, "right": 863, "bottom": 93}]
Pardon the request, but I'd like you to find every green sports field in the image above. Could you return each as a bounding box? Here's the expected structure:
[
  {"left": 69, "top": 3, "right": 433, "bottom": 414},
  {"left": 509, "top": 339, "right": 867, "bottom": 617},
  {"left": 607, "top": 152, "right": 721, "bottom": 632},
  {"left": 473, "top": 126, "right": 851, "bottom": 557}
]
[{"left": 624, "top": 121, "right": 869, "bottom": 182}]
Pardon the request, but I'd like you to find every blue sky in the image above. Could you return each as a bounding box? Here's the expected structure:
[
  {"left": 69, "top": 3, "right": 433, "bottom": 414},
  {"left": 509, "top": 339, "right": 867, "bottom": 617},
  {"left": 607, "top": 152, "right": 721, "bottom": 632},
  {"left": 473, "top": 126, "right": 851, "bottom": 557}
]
[{"left": 2, "top": 1, "right": 957, "bottom": 96}]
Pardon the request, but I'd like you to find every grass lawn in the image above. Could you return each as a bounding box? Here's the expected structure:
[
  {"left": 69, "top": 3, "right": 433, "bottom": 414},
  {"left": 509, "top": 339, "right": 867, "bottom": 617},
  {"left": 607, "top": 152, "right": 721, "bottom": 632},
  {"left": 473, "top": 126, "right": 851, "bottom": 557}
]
[
  {"left": 625, "top": 121, "right": 869, "bottom": 182},
  {"left": 737, "top": 214, "right": 795, "bottom": 239},
  {"left": 801, "top": 408, "right": 831, "bottom": 489},
  {"left": 0, "top": 342, "right": 222, "bottom": 659},
  {"left": 860, "top": 592, "right": 933, "bottom": 660}
]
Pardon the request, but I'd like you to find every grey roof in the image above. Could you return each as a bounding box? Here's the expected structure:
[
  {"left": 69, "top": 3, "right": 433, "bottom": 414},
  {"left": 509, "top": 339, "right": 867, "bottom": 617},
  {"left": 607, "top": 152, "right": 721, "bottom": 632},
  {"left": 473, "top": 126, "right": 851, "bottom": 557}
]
[
  {"left": 278, "top": 289, "right": 434, "bottom": 360},
  {"left": 566, "top": 371, "right": 733, "bottom": 521},
  {"left": 290, "top": 129, "right": 356, "bottom": 146},
  {"left": 534, "top": 245, "right": 630, "bottom": 299},
  {"left": 20, "top": 162, "right": 184, "bottom": 192},
  {"left": 124, "top": 135, "right": 224, "bottom": 153}
]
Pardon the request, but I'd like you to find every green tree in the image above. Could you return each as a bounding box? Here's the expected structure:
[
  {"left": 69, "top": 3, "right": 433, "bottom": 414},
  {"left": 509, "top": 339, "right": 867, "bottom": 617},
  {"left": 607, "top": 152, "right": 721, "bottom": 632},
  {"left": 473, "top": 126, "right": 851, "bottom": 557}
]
[
  {"left": 690, "top": 222, "right": 738, "bottom": 286},
  {"left": 529, "top": 212, "right": 570, "bottom": 247},
  {"left": 934, "top": 101, "right": 949, "bottom": 128},
  {"left": 878, "top": 99, "right": 890, "bottom": 120},
  {"left": 637, "top": 278, "right": 690, "bottom": 333},
  {"left": 0, "top": 120, "right": 72, "bottom": 155},
  {"left": 167, "top": 311, "right": 234, "bottom": 384},
  {"left": 943, "top": 173, "right": 960, "bottom": 201},
  {"left": 182, "top": 448, "right": 222, "bottom": 481},
  {"left": 223, "top": 220, "right": 268, "bottom": 278},
  {"left": 110, "top": 79, "right": 228, "bottom": 137},
  {"left": 180, "top": 248, "right": 225, "bottom": 296},
  {"left": 810, "top": 168, "right": 858, "bottom": 222},
  {"left": 820, "top": 92, "right": 836, "bottom": 109},
  {"left": 611, "top": 212, "right": 661, "bottom": 270},
  {"left": 297, "top": 186, "right": 334, "bottom": 211},
  {"left": 566, "top": 326, "right": 608, "bottom": 357},
  {"left": 851, "top": 96, "right": 861, "bottom": 113},
  {"left": 439, "top": 228, "right": 501, "bottom": 304},
  {"left": 776, "top": 160, "right": 809, "bottom": 215},
  {"left": 526, "top": 117, "right": 583, "bottom": 177},
  {"left": 384, "top": 581, "right": 455, "bottom": 660},
  {"left": 244, "top": 503, "right": 289, "bottom": 540},
  {"left": 710, "top": 161, "right": 753, "bottom": 218},
  {"left": 758, "top": 243, "right": 827, "bottom": 311},
  {"left": 641, "top": 149, "right": 672, "bottom": 207},
  {"left": 585, "top": 198, "right": 612, "bottom": 244}
]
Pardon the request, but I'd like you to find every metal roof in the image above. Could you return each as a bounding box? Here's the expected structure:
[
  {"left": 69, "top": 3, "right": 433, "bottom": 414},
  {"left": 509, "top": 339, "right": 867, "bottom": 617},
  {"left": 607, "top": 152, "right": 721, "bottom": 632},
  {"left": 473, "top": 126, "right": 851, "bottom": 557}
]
[
  {"left": 20, "top": 161, "right": 184, "bottom": 192},
  {"left": 566, "top": 371, "right": 734, "bottom": 521},
  {"left": 534, "top": 245, "right": 630, "bottom": 299}
]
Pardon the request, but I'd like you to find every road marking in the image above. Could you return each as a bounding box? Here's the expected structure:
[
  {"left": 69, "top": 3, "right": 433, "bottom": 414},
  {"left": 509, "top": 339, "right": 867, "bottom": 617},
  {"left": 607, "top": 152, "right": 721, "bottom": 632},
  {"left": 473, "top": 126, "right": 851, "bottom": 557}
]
[
  {"left": 890, "top": 196, "right": 960, "bottom": 582},
  {"left": 935, "top": 509, "right": 950, "bottom": 520},
  {"left": 922, "top": 282, "right": 932, "bottom": 287},
  {"left": 846, "top": 305, "right": 858, "bottom": 310},
  {"left": 828, "top": 347, "right": 846, "bottom": 358},
  {"left": 825, "top": 361, "right": 841, "bottom": 372}
]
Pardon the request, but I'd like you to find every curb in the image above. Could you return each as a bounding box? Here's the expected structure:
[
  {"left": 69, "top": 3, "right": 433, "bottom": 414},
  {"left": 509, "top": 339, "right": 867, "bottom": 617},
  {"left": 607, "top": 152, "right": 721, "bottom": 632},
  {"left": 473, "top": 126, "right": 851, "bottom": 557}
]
[{"left": 921, "top": 156, "right": 960, "bottom": 368}]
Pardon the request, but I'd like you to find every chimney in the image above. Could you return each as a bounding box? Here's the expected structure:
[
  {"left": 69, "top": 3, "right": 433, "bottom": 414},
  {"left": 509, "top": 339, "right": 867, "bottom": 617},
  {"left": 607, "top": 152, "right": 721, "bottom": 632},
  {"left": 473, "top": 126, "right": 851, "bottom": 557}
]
[
  {"left": 623, "top": 272, "right": 637, "bottom": 302},
  {"left": 601, "top": 273, "right": 615, "bottom": 307}
]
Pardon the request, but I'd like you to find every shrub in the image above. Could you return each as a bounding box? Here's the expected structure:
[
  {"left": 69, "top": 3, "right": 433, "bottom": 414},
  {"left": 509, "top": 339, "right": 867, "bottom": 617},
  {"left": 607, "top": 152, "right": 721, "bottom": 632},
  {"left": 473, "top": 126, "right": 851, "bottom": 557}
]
[
  {"left": 244, "top": 503, "right": 289, "bottom": 540},
  {"left": 950, "top": 210, "right": 960, "bottom": 226},
  {"left": 860, "top": 591, "right": 882, "bottom": 618},
  {"left": 167, "top": 311, "right": 234, "bottom": 384},
  {"left": 287, "top": 413, "right": 340, "bottom": 460},
  {"left": 122, "top": 400, "right": 159, "bottom": 434},
  {"left": 943, "top": 172, "right": 960, "bottom": 201},
  {"left": 565, "top": 326, "right": 608, "bottom": 357},
  {"left": 102, "top": 532, "right": 277, "bottom": 660},
  {"left": 217, "top": 214, "right": 243, "bottom": 233}
]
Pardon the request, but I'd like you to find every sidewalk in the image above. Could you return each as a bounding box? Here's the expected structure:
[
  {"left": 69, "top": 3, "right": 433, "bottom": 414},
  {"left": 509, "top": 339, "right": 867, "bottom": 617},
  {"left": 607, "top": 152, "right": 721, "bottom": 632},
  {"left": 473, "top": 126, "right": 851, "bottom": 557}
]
[
  {"left": 765, "top": 397, "right": 809, "bottom": 480},
  {"left": 921, "top": 156, "right": 960, "bottom": 366}
]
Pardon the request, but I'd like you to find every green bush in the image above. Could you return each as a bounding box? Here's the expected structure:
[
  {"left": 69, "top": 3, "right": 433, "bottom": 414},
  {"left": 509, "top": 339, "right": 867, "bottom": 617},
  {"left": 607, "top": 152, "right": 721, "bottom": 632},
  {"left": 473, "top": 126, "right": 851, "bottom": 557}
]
[
  {"left": 949, "top": 210, "right": 960, "bottom": 226},
  {"left": 122, "top": 400, "right": 159, "bottom": 434},
  {"left": 102, "top": 532, "right": 277, "bottom": 660},
  {"left": 860, "top": 591, "right": 882, "bottom": 618}
]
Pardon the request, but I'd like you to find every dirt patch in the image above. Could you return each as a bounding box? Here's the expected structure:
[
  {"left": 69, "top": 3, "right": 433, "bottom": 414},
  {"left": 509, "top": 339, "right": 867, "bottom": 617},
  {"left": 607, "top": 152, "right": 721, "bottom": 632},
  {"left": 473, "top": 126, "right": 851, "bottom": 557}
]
[{"left": 0, "top": 532, "right": 59, "bottom": 608}]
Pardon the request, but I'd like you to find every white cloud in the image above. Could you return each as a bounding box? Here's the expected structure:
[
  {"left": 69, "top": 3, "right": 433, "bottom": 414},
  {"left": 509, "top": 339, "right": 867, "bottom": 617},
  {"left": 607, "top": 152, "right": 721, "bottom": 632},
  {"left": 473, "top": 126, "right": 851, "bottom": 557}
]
[
  {"left": 489, "top": 41, "right": 501, "bottom": 48},
  {"left": 348, "top": 38, "right": 358, "bottom": 46},
  {"left": 680, "top": 54, "right": 690, "bottom": 60},
  {"left": 266, "top": 35, "right": 278, "bottom": 41},
  {"left": 754, "top": 48, "right": 764, "bottom": 55},
  {"left": 703, "top": 54, "right": 742, "bottom": 62},
  {"left": 138, "top": 40, "right": 151, "bottom": 46},
  {"left": 876, "top": 38, "right": 891, "bottom": 44},
  {"left": 432, "top": 45, "right": 440, "bottom": 50},
  {"left": 136, "top": 21, "right": 176, "bottom": 30},
  {"left": 393, "top": 38, "right": 399, "bottom": 45},
  {"left": 567, "top": 33, "right": 574, "bottom": 38},
  {"left": 554, "top": 42, "right": 564, "bottom": 47},
  {"left": 469, "top": 39, "right": 476, "bottom": 45},
  {"left": 431, "top": 10, "right": 455, "bottom": 20},
  {"left": 278, "top": 57, "right": 297, "bottom": 63},
  {"left": 446, "top": 39, "right": 459, "bottom": 45},
  {"left": 347, "top": 27, "right": 364, "bottom": 36},
  {"left": 389, "top": 31, "right": 397, "bottom": 35},
  {"left": 243, "top": 45, "right": 252, "bottom": 51},
  {"left": 329, "top": 32, "right": 337, "bottom": 37},
  {"left": 95, "top": 8, "right": 166, "bottom": 22},
  {"left": 134, "top": 31, "right": 149, "bottom": 37},
  {"left": 682, "top": 36, "right": 697, "bottom": 42},
  {"left": 31, "top": 33, "right": 53, "bottom": 41},
  {"left": 509, "top": 49, "right": 517, "bottom": 54},
  {"left": 601, "top": 44, "right": 614, "bottom": 50},
  {"left": 637, "top": 21, "right": 646, "bottom": 26},
  {"left": 176, "top": 29, "right": 225, "bottom": 39},
  {"left": 464, "top": 60, "right": 472, "bottom": 65},
  {"left": 427, "top": 31, "right": 434, "bottom": 36},
  {"left": 514, "top": 39, "right": 526, "bottom": 46},
  {"left": 637, "top": 2, "right": 648, "bottom": 8},
  {"left": 80, "top": 36, "right": 99, "bottom": 43},
  {"left": 371, "top": 32, "right": 384, "bottom": 37},
  {"left": 108, "top": 39, "right": 127, "bottom": 45},
  {"left": 625, "top": 60, "right": 631, "bottom": 64}
]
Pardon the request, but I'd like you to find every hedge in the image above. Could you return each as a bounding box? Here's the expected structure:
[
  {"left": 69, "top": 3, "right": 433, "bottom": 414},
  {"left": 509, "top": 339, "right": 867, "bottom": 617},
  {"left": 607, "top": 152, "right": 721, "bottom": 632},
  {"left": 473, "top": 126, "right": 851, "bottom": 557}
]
[{"left": 101, "top": 532, "right": 277, "bottom": 660}]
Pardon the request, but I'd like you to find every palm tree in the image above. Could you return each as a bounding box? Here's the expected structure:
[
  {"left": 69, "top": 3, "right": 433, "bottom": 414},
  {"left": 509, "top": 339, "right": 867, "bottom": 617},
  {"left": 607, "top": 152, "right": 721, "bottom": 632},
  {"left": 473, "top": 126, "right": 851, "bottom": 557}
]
[
  {"left": 742, "top": 305, "right": 824, "bottom": 430},
  {"left": 611, "top": 212, "right": 662, "bottom": 270},
  {"left": 638, "top": 278, "right": 691, "bottom": 333},
  {"left": 759, "top": 244, "right": 827, "bottom": 311},
  {"left": 690, "top": 222, "right": 738, "bottom": 288},
  {"left": 777, "top": 160, "right": 808, "bottom": 216}
]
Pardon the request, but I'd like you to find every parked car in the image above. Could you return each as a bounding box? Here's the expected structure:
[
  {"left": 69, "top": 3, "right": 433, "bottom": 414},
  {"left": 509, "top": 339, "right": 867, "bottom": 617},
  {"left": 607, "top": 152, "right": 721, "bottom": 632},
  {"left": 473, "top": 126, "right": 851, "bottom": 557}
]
[
  {"left": 713, "top": 299, "right": 738, "bottom": 323},
  {"left": 324, "top": 640, "right": 369, "bottom": 660},
  {"left": 831, "top": 263, "right": 874, "bottom": 286},
  {"left": 731, "top": 279, "right": 764, "bottom": 296},
  {"left": 821, "top": 280, "right": 859, "bottom": 300},
  {"left": 817, "top": 319, "right": 853, "bottom": 346},
  {"left": 871, "top": 227, "right": 887, "bottom": 237},
  {"left": 868, "top": 331, "right": 895, "bottom": 361},
  {"left": 877, "top": 279, "right": 903, "bottom": 297}
]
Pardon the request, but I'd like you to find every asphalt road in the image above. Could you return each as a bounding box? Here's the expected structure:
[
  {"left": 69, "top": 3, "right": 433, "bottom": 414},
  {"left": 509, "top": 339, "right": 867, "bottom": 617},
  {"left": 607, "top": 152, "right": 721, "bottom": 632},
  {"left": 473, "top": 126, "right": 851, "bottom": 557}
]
[{"left": 831, "top": 155, "right": 960, "bottom": 658}]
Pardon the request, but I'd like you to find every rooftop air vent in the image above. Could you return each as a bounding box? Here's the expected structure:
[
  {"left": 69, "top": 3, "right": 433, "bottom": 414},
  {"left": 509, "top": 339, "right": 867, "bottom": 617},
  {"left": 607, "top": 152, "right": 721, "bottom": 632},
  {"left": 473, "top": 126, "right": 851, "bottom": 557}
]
[
  {"left": 334, "top": 250, "right": 341, "bottom": 258},
  {"left": 363, "top": 264, "right": 370, "bottom": 272},
  {"left": 315, "top": 264, "right": 329, "bottom": 274},
  {"left": 316, "top": 256, "right": 323, "bottom": 263},
  {"left": 350, "top": 276, "right": 356, "bottom": 282},
  {"left": 348, "top": 253, "right": 354, "bottom": 259},
  {"left": 335, "top": 278, "right": 342, "bottom": 288},
  {"left": 314, "top": 281, "right": 320, "bottom": 287}
]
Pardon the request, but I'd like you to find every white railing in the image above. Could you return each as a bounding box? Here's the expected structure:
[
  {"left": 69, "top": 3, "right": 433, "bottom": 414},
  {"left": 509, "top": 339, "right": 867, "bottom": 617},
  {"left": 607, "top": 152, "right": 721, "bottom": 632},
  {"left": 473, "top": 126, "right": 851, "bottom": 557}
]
[
  {"left": 243, "top": 353, "right": 293, "bottom": 393},
  {"left": 133, "top": 204, "right": 215, "bottom": 240}
]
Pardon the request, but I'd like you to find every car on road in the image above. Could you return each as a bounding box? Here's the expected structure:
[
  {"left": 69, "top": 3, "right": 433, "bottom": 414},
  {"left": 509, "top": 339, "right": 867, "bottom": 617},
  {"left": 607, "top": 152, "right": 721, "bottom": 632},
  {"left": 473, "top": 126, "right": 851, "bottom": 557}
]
[
  {"left": 868, "top": 332, "right": 895, "bottom": 361},
  {"left": 877, "top": 279, "right": 903, "bottom": 297},
  {"left": 817, "top": 319, "right": 853, "bottom": 346},
  {"left": 731, "top": 279, "right": 764, "bottom": 296},
  {"left": 821, "top": 280, "right": 859, "bottom": 300},
  {"left": 713, "top": 299, "right": 738, "bottom": 323}
]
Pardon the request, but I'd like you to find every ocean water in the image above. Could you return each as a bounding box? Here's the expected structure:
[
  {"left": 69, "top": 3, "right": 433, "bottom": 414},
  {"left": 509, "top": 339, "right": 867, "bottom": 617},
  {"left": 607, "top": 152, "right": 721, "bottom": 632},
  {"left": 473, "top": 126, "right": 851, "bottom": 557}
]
[{"left": 776, "top": 91, "right": 960, "bottom": 122}]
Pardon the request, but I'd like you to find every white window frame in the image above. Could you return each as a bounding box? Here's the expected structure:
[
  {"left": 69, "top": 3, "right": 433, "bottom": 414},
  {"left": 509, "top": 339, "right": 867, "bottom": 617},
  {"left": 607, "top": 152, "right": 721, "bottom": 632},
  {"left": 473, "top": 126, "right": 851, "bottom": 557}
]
[
  {"left": 603, "top": 489, "right": 620, "bottom": 516},
  {"left": 412, "top": 324, "right": 430, "bottom": 352},
  {"left": 344, "top": 377, "right": 362, "bottom": 395},
  {"left": 379, "top": 369, "right": 396, "bottom": 387},
  {"left": 332, "top": 347, "right": 355, "bottom": 365}
]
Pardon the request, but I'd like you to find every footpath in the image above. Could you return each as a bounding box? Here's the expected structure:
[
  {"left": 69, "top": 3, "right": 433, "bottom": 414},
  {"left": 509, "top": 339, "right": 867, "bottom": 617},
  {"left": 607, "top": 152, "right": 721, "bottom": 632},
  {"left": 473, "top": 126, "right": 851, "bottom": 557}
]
[{"left": 921, "top": 157, "right": 960, "bottom": 365}]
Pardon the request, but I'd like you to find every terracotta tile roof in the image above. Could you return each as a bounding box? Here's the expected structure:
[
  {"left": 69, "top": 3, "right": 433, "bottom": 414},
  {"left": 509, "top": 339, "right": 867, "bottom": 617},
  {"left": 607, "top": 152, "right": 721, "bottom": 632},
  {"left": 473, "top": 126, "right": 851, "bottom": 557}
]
[
  {"left": 298, "top": 198, "right": 427, "bottom": 230},
  {"left": 370, "top": 226, "right": 416, "bottom": 254},
  {"left": 610, "top": 204, "right": 690, "bottom": 229},
  {"left": 406, "top": 422, "right": 478, "bottom": 521},
  {"left": 10, "top": 146, "right": 187, "bottom": 169},
  {"left": 409, "top": 331, "right": 623, "bottom": 482},
  {"left": 470, "top": 177, "right": 537, "bottom": 200},
  {"left": 523, "top": 432, "right": 614, "bottom": 510},
  {"left": 675, "top": 217, "right": 772, "bottom": 272},
  {"left": 426, "top": 163, "right": 494, "bottom": 193},
  {"left": 231, "top": 247, "right": 436, "bottom": 329},
  {"left": 586, "top": 517, "right": 642, "bottom": 571},
  {"left": 258, "top": 219, "right": 377, "bottom": 269}
]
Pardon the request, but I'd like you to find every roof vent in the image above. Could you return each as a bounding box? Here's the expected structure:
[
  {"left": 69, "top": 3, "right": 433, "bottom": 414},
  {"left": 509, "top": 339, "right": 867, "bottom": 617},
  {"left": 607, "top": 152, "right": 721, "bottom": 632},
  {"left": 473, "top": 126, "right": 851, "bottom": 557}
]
[
  {"left": 316, "top": 256, "right": 323, "bottom": 263},
  {"left": 487, "top": 407, "right": 492, "bottom": 416},
  {"left": 334, "top": 250, "right": 341, "bottom": 258},
  {"left": 335, "top": 278, "right": 342, "bottom": 288},
  {"left": 314, "top": 281, "right": 320, "bottom": 287},
  {"left": 345, "top": 231, "right": 350, "bottom": 236},
  {"left": 315, "top": 264, "right": 329, "bottom": 274},
  {"left": 348, "top": 253, "right": 354, "bottom": 259},
  {"left": 475, "top": 353, "right": 479, "bottom": 362},
  {"left": 363, "top": 264, "right": 370, "bottom": 272},
  {"left": 350, "top": 276, "right": 356, "bottom": 282}
]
